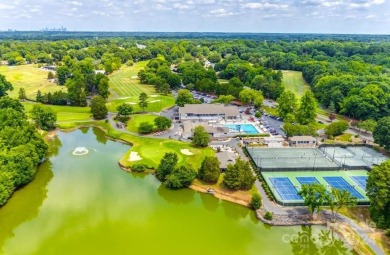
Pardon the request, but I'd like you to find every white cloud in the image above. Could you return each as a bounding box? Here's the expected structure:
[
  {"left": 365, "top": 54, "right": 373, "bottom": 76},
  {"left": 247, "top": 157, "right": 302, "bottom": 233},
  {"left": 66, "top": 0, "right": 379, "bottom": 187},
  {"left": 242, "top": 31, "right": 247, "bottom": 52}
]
[
  {"left": 68, "top": 1, "right": 82, "bottom": 6},
  {"left": 0, "top": 3, "right": 15, "bottom": 10},
  {"left": 173, "top": 3, "right": 190, "bottom": 9},
  {"left": 242, "top": 2, "right": 289, "bottom": 10}
]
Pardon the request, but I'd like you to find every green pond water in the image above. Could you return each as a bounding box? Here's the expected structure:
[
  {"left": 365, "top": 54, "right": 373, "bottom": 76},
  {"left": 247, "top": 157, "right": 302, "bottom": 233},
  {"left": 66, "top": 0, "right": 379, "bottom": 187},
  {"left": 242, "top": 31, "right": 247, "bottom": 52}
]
[{"left": 0, "top": 128, "right": 352, "bottom": 255}]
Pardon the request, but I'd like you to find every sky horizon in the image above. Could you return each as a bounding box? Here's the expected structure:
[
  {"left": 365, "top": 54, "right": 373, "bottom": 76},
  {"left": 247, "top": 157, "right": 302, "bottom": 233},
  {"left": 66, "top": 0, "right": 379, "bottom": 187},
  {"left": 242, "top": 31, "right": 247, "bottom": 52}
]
[{"left": 0, "top": 0, "right": 389, "bottom": 34}]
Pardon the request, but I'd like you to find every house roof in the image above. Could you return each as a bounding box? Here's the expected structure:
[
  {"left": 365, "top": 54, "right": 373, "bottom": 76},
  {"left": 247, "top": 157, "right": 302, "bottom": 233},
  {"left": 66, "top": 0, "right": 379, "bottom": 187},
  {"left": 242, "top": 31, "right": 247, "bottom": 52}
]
[
  {"left": 179, "top": 104, "right": 239, "bottom": 117},
  {"left": 288, "top": 136, "right": 316, "bottom": 142},
  {"left": 216, "top": 151, "right": 239, "bottom": 169}
]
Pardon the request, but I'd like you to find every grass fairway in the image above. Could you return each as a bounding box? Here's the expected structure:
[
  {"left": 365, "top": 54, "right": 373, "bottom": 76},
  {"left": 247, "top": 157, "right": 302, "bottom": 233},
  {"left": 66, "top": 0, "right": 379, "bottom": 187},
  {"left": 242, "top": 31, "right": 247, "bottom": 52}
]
[
  {"left": 106, "top": 95, "right": 175, "bottom": 113},
  {"left": 109, "top": 61, "right": 151, "bottom": 97},
  {"left": 282, "top": 70, "right": 310, "bottom": 98},
  {"left": 107, "top": 61, "right": 175, "bottom": 112},
  {"left": 80, "top": 121, "right": 214, "bottom": 170},
  {"left": 0, "top": 64, "right": 65, "bottom": 99},
  {"left": 22, "top": 102, "right": 91, "bottom": 122},
  {"left": 126, "top": 114, "right": 157, "bottom": 133}
]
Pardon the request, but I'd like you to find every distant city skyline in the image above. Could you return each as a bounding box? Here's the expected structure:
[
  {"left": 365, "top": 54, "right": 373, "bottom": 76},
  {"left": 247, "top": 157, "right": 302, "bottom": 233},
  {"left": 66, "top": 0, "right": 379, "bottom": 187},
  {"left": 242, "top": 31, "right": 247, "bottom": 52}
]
[{"left": 0, "top": 0, "right": 389, "bottom": 34}]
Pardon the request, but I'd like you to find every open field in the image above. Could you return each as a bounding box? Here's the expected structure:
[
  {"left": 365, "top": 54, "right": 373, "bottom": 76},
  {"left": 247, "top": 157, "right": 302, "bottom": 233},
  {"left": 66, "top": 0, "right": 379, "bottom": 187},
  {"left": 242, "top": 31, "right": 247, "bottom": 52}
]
[
  {"left": 281, "top": 70, "right": 310, "bottom": 98},
  {"left": 126, "top": 114, "right": 157, "bottom": 133},
  {"left": 22, "top": 102, "right": 91, "bottom": 122},
  {"left": 0, "top": 64, "right": 65, "bottom": 99}
]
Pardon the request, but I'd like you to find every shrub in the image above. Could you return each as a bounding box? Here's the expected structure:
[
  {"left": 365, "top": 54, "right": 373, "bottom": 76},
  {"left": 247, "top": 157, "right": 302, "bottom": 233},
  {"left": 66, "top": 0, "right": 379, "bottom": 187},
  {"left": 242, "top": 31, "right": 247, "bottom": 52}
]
[
  {"left": 138, "top": 122, "right": 154, "bottom": 134},
  {"left": 131, "top": 164, "right": 147, "bottom": 172},
  {"left": 255, "top": 111, "right": 261, "bottom": 118},
  {"left": 385, "top": 229, "right": 390, "bottom": 237},
  {"left": 325, "top": 121, "right": 349, "bottom": 137},
  {"left": 250, "top": 193, "right": 262, "bottom": 210},
  {"left": 264, "top": 211, "right": 273, "bottom": 220}
]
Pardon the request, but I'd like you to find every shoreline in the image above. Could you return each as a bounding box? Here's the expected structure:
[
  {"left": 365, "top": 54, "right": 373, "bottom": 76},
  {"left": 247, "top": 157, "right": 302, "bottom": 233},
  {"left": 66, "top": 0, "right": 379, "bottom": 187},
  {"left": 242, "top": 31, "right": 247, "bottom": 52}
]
[{"left": 49, "top": 124, "right": 384, "bottom": 255}]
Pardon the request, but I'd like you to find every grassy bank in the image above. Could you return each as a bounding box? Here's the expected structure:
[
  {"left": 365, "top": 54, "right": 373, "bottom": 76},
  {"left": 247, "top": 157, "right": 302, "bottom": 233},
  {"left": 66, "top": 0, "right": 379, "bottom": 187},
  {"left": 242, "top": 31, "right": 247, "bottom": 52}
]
[
  {"left": 126, "top": 114, "right": 157, "bottom": 133},
  {"left": 58, "top": 120, "right": 214, "bottom": 170}
]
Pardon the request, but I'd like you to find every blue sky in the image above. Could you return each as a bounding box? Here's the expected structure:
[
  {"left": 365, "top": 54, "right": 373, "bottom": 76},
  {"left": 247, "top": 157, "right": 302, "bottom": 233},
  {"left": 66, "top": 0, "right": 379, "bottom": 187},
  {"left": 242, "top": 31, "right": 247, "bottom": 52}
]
[{"left": 0, "top": 0, "right": 389, "bottom": 34}]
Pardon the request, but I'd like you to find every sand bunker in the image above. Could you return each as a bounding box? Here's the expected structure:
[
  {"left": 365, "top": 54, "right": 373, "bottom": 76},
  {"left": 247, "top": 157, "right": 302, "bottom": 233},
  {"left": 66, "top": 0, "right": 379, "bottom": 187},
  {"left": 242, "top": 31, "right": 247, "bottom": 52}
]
[
  {"left": 118, "top": 97, "right": 131, "bottom": 99},
  {"left": 149, "top": 100, "right": 161, "bottom": 103},
  {"left": 150, "top": 95, "right": 158, "bottom": 98},
  {"left": 126, "top": 102, "right": 137, "bottom": 105},
  {"left": 131, "top": 76, "right": 138, "bottom": 79},
  {"left": 180, "top": 149, "right": 193, "bottom": 155},
  {"left": 128, "top": 152, "right": 142, "bottom": 161}
]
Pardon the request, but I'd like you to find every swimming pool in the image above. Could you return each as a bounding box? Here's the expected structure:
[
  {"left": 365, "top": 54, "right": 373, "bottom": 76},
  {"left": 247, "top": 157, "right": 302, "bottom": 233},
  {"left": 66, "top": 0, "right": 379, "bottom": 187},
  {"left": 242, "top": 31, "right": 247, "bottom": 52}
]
[{"left": 224, "top": 124, "right": 260, "bottom": 134}]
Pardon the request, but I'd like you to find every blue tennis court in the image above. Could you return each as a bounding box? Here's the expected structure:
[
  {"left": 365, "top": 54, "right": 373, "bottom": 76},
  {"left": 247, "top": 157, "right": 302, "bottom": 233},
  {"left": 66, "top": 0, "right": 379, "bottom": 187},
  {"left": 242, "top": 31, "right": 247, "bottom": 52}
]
[
  {"left": 350, "top": 176, "right": 368, "bottom": 190},
  {"left": 324, "top": 176, "right": 364, "bottom": 199},
  {"left": 269, "top": 177, "right": 302, "bottom": 201},
  {"left": 296, "top": 177, "right": 319, "bottom": 185}
]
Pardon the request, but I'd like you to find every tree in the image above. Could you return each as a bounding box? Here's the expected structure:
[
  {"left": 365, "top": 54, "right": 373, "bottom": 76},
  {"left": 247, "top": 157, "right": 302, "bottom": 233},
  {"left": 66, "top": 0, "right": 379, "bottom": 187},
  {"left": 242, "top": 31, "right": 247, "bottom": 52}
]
[
  {"left": 138, "top": 122, "right": 154, "bottom": 134},
  {"left": 165, "top": 164, "right": 197, "bottom": 189},
  {"left": 192, "top": 126, "right": 210, "bottom": 147},
  {"left": 139, "top": 92, "right": 148, "bottom": 112},
  {"left": 328, "top": 101, "right": 336, "bottom": 113},
  {"left": 250, "top": 193, "right": 262, "bottom": 210},
  {"left": 116, "top": 103, "right": 133, "bottom": 118},
  {"left": 298, "top": 183, "right": 328, "bottom": 216},
  {"left": 47, "top": 71, "right": 54, "bottom": 80},
  {"left": 0, "top": 74, "right": 13, "bottom": 97},
  {"left": 213, "top": 95, "right": 235, "bottom": 105},
  {"left": 329, "top": 112, "right": 336, "bottom": 122},
  {"left": 374, "top": 117, "right": 390, "bottom": 150},
  {"left": 327, "top": 188, "right": 357, "bottom": 222},
  {"left": 156, "top": 152, "right": 178, "bottom": 181},
  {"left": 97, "top": 76, "right": 110, "bottom": 99},
  {"left": 357, "top": 119, "right": 377, "bottom": 133},
  {"left": 296, "top": 91, "right": 317, "bottom": 125},
  {"left": 175, "top": 89, "right": 194, "bottom": 107},
  {"left": 276, "top": 91, "right": 297, "bottom": 120},
  {"left": 367, "top": 160, "right": 390, "bottom": 228},
  {"left": 324, "top": 121, "right": 349, "bottom": 138},
  {"left": 56, "top": 66, "right": 71, "bottom": 85},
  {"left": 154, "top": 116, "right": 172, "bottom": 131},
  {"left": 18, "top": 88, "right": 27, "bottom": 101},
  {"left": 36, "top": 90, "right": 44, "bottom": 103},
  {"left": 30, "top": 104, "right": 57, "bottom": 131},
  {"left": 223, "top": 157, "right": 255, "bottom": 190},
  {"left": 90, "top": 96, "right": 107, "bottom": 119},
  {"left": 198, "top": 156, "right": 221, "bottom": 184}
]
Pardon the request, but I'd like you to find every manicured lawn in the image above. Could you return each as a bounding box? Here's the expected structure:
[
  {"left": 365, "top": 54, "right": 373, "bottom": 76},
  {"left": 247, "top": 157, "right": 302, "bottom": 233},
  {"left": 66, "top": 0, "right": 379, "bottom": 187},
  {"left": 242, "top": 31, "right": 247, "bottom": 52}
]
[
  {"left": 108, "top": 61, "right": 152, "bottom": 97},
  {"left": 218, "top": 79, "right": 229, "bottom": 84},
  {"left": 126, "top": 114, "right": 157, "bottom": 133},
  {"left": 0, "top": 64, "right": 66, "bottom": 99},
  {"left": 22, "top": 102, "right": 91, "bottom": 122},
  {"left": 106, "top": 95, "right": 175, "bottom": 113},
  {"left": 335, "top": 133, "right": 354, "bottom": 142},
  {"left": 84, "top": 121, "right": 214, "bottom": 170},
  {"left": 262, "top": 105, "right": 279, "bottom": 116},
  {"left": 281, "top": 70, "right": 310, "bottom": 99},
  {"left": 107, "top": 62, "right": 175, "bottom": 112}
]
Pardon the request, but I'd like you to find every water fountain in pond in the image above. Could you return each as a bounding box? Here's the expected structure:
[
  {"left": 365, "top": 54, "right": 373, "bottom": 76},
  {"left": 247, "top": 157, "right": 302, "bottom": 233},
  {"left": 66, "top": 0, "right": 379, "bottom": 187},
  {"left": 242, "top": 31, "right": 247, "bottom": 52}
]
[{"left": 72, "top": 147, "right": 89, "bottom": 156}]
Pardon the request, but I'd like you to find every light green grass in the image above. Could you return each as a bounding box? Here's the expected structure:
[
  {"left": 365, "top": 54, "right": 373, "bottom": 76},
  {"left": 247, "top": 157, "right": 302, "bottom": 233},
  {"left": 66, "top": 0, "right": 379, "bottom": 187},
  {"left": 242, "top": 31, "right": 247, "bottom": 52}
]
[
  {"left": 281, "top": 70, "right": 310, "bottom": 99},
  {"left": 0, "top": 64, "right": 66, "bottom": 99},
  {"left": 108, "top": 61, "right": 151, "bottom": 97},
  {"left": 126, "top": 114, "right": 157, "bottom": 133},
  {"left": 22, "top": 102, "right": 91, "bottom": 122},
  {"left": 217, "top": 79, "right": 229, "bottom": 84},
  {"left": 78, "top": 121, "right": 214, "bottom": 170},
  {"left": 262, "top": 105, "right": 279, "bottom": 116},
  {"left": 107, "top": 62, "right": 175, "bottom": 112},
  {"left": 106, "top": 95, "right": 175, "bottom": 113}
]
